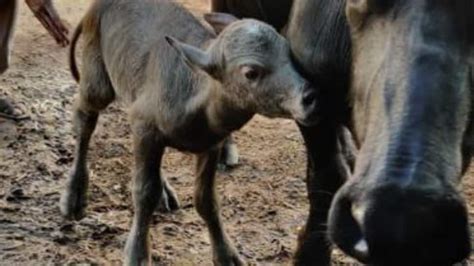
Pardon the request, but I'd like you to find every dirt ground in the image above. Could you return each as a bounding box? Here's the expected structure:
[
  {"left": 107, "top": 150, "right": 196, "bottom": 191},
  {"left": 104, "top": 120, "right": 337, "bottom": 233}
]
[{"left": 0, "top": 1, "right": 472, "bottom": 265}]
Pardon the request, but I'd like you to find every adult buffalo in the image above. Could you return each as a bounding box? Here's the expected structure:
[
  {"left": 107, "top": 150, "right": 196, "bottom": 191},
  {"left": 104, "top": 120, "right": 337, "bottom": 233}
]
[
  {"left": 210, "top": 0, "right": 293, "bottom": 31},
  {"left": 328, "top": 1, "right": 473, "bottom": 265},
  {"left": 215, "top": 0, "right": 473, "bottom": 265}
]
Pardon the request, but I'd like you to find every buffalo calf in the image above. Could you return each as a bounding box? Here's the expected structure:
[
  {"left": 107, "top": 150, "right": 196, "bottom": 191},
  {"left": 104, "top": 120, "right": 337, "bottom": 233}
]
[{"left": 60, "top": 0, "right": 318, "bottom": 265}]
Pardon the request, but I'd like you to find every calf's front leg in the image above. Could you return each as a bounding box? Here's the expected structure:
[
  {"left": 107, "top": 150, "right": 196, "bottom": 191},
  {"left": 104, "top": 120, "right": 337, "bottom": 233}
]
[
  {"left": 195, "top": 146, "right": 244, "bottom": 266},
  {"left": 125, "top": 125, "right": 164, "bottom": 266}
]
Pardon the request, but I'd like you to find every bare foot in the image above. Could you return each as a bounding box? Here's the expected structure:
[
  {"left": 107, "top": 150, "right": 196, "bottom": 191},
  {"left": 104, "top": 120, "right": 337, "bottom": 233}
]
[{"left": 0, "top": 98, "right": 28, "bottom": 122}]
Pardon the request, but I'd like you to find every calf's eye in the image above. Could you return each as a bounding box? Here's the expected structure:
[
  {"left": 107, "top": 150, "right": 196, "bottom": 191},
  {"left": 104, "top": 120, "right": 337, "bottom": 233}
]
[{"left": 241, "top": 65, "right": 263, "bottom": 81}]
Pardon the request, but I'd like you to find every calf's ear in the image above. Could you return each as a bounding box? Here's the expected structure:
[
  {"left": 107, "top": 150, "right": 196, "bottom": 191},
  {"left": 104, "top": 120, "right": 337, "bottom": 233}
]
[
  {"left": 204, "top": 12, "right": 239, "bottom": 35},
  {"left": 165, "top": 36, "right": 218, "bottom": 78}
]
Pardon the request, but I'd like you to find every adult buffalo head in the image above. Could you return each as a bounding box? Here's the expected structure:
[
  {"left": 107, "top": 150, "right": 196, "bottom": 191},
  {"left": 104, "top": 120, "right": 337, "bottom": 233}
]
[{"left": 329, "top": 0, "right": 474, "bottom": 265}]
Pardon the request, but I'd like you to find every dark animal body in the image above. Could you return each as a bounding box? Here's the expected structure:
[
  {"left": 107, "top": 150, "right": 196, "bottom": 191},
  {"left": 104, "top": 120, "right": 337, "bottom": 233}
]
[
  {"left": 216, "top": 0, "right": 474, "bottom": 265},
  {"left": 284, "top": 1, "right": 354, "bottom": 265},
  {"left": 332, "top": 1, "right": 474, "bottom": 265},
  {"left": 210, "top": 0, "right": 293, "bottom": 32},
  {"left": 62, "top": 0, "right": 318, "bottom": 265},
  {"left": 213, "top": 0, "right": 354, "bottom": 264}
]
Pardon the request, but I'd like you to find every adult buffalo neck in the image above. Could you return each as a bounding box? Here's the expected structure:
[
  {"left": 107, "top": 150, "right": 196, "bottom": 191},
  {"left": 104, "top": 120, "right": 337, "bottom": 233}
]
[
  {"left": 286, "top": 0, "right": 351, "bottom": 84},
  {"left": 285, "top": 1, "right": 354, "bottom": 264},
  {"left": 286, "top": 0, "right": 351, "bottom": 121}
]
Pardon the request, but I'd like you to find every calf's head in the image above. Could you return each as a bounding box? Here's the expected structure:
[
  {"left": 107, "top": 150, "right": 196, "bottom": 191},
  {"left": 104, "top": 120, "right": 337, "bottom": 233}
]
[
  {"left": 329, "top": 1, "right": 473, "bottom": 265},
  {"left": 166, "top": 13, "right": 318, "bottom": 126}
]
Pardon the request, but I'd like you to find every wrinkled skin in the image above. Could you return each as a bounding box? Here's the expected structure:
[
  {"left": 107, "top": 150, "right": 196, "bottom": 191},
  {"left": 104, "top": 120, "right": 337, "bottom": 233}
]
[
  {"left": 327, "top": 1, "right": 474, "bottom": 265},
  {"left": 61, "top": 1, "right": 318, "bottom": 265}
]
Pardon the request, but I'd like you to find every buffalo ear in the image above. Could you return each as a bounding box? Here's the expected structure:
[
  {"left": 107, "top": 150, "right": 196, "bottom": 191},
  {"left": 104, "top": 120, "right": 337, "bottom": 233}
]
[
  {"left": 165, "top": 36, "right": 219, "bottom": 78},
  {"left": 204, "top": 12, "right": 239, "bottom": 34}
]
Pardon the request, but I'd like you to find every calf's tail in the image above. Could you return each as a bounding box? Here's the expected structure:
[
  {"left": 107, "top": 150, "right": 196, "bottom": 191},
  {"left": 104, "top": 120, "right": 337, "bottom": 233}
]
[{"left": 69, "top": 22, "right": 82, "bottom": 82}]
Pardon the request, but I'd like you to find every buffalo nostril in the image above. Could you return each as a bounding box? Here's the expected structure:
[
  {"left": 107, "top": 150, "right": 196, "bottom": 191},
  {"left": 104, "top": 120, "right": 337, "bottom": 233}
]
[
  {"left": 350, "top": 204, "right": 370, "bottom": 262},
  {"left": 354, "top": 239, "right": 370, "bottom": 261},
  {"left": 302, "top": 90, "right": 317, "bottom": 107}
]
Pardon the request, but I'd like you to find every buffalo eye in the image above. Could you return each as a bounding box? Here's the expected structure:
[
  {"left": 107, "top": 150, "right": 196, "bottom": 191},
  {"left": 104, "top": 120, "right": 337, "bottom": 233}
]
[{"left": 241, "top": 65, "right": 264, "bottom": 81}]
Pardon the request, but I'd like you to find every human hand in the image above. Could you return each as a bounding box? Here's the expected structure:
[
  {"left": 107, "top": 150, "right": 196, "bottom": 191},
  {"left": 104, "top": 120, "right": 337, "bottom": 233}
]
[{"left": 25, "top": 0, "right": 69, "bottom": 46}]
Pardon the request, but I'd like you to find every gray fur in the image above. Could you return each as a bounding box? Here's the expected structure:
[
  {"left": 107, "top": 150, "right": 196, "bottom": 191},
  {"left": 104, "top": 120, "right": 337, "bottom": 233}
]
[{"left": 60, "top": 0, "right": 317, "bottom": 265}]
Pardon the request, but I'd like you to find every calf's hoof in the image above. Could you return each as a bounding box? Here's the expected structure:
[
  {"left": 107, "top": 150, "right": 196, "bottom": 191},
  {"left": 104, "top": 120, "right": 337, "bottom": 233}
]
[
  {"left": 124, "top": 232, "right": 150, "bottom": 266},
  {"left": 124, "top": 249, "right": 149, "bottom": 266},
  {"left": 213, "top": 247, "right": 245, "bottom": 266},
  {"left": 60, "top": 189, "right": 87, "bottom": 220},
  {"left": 59, "top": 173, "right": 88, "bottom": 220}
]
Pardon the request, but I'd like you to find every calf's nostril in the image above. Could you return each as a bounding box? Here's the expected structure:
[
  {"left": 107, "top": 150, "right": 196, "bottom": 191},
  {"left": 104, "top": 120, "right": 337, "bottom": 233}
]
[{"left": 302, "top": 90, "right": 317, "bottom": 107}]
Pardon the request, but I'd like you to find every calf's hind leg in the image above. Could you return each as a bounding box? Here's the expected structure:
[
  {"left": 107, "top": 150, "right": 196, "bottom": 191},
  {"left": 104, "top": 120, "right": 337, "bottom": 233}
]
[
  {"left": 195, "top": 146, "right": 244, "bottom": 266},
  {"left": 60, "top": 43, "right": 115, "bottom": 220},
  {"left": 60, "top": 104, "right": 99, "bottom": 220}
]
